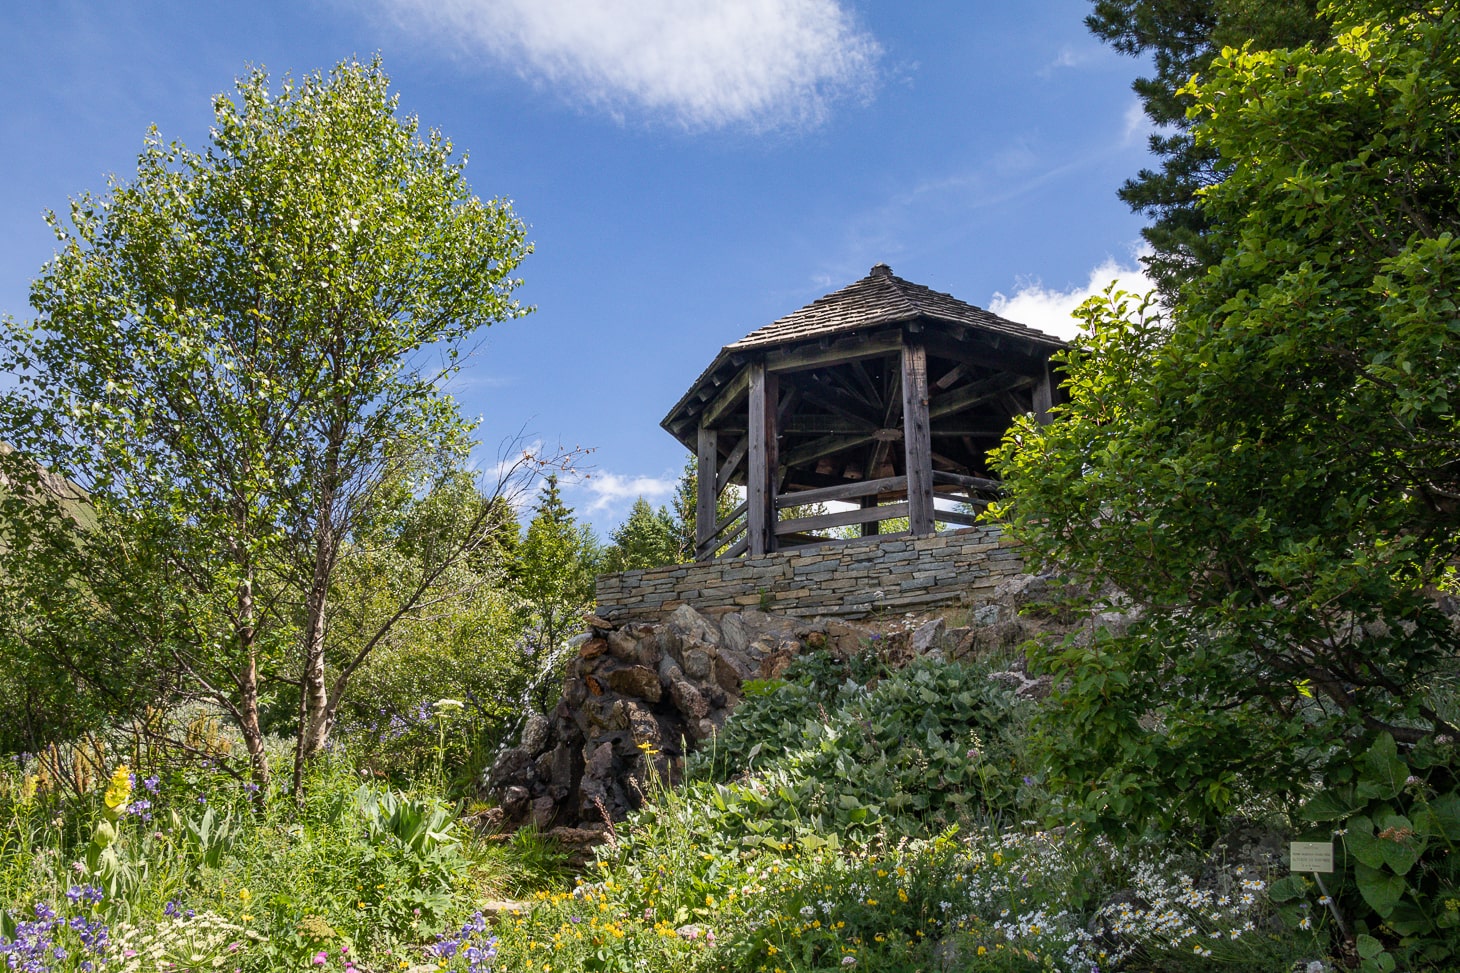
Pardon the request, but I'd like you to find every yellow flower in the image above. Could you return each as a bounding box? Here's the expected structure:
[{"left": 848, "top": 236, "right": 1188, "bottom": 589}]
[
  {"left": 239, "top": 888, "right": 251, "bottom": 903},
  {"left": 897, "top": 889, "right": 908, "bottom": 903},
  {"left": 767, "top": 945, "right": 779, "bottom": 955},
  {"left": 103, "top": 765, "right": 132, "bottom": 811}
]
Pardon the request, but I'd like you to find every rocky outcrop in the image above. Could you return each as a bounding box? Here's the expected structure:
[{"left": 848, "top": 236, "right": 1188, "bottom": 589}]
[
  {"left": 485, "top": 572, "right": 1095, "bottom": 833},
  {"left": 485, "top": 605, "right": 886, "bottom": 830}
]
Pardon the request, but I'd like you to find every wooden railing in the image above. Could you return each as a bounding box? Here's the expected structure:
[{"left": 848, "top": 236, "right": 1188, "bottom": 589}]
[
  {"left": 696, "top": 473, "right": 1001, "bottom": 560},
  {"left": 695, "top": 499, "right": 748, "bottom": 561}
]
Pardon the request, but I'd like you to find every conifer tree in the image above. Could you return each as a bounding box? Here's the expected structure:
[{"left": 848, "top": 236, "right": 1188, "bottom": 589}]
[
  {"left": 510, "top": 475, "right": 599, "bottom": 689},
  {"left": 605, "top": 497, "right": 680, "bottom": 572}
]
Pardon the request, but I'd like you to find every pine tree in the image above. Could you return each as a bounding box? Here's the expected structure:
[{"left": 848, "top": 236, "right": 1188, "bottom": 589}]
[
  {"left": 510, "top": 475, "right": 599, "bottom": 683},
  {"left": 606, "top": 497, "right": 680, "bottom": 572},
  {"left": 1087, "top": 0, "right": 1326, "bottom": 296}
]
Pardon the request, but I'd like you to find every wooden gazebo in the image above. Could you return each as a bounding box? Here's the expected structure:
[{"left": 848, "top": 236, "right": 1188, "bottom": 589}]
[{"left": 662, "top": 264, "right": 1064, "bottom": 560}]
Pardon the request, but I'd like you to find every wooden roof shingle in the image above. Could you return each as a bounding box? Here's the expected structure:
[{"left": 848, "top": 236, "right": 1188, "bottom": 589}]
[
  {"left": 662, "top": 263, "right": 1063, "bottom": 441},
  {"left": 728, "top": 263, "right": 1063, "bottom": 351}
]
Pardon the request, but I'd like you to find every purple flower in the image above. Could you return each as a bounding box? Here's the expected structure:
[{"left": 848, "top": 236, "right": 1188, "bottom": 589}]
[{"left": 142, "top": 775, "right": 160, "bottom": 794}]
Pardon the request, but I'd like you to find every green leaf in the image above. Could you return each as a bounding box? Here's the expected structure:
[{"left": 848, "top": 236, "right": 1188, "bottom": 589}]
[
  {"left": 1354, "top": 862, "right": 1405, "bottom": 917},
  {"left": 1302, "top": 788, "right": 1359, "bottom": 822}
]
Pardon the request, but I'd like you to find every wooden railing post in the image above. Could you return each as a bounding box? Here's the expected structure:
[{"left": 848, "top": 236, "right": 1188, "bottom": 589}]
[
  {"left": 902, "top": 340, "right": 935, "bottom": 535},
  {"left": 747, "top": 360, "right": 778, "bottom": 556},
  {"left": 695, "top": 426, "right": 718, "bottom": 561}
]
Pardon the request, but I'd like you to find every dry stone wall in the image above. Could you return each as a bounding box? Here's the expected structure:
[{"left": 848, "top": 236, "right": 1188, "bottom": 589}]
[{"left": 595, "top": 525, "right": 1022, "bottom": 623}]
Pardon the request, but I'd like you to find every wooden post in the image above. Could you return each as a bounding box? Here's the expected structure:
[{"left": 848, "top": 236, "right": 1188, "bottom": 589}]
[
  {"left": 902, "top": 340, "right": 935, "bottom": 535},
  {"left": 860, "top": 495, "right": 879, "bottom": 537},
  {"left": 1032, "top": 358, "right": 1055, "bottom": 425},
  {"left": 747, "top": 361, "right": 779, "bottom": 556},
  {"left": 695, "top": 426, "right": 718, "bottom": 561}
]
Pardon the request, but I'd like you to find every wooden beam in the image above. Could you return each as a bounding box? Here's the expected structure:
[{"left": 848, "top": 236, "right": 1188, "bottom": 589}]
[
  {"left": 930, "top": 372, "right": 1036, "bottom": 420},
  {"left": 1032, "top": 358, "right": 1055, "bottom": 425},
  {"left": 701, "top": 368, "right": 750, "bottom": 427},
  {"left": 931, "top": 470, "right": 1002, "bottom": 492},
  {"left": 861, "top": 495, "right": 879, "bottom": 538},
  {"left": 774, "top": 474, "right": 907, "bottom": 508},
  {"left": 799, "top": 382, "right": 882, "bottom": 425},
  {"left": 781, "top": 432, "right": 873, "bottom": 470},
  {"left": 765, "top": 331, "right": 903, "bottom": 373},
  {"left": 776, "top": 501, "right": 909, "bottom": 536},
  {"left": 781, "top": 416, "right": 878, "bottom": 435},
  {"left": 864, "top": 356, "right": 904, "bottom": 480},
  {"left": 921, "top": 332, "right": 1056, "bottom": 376},
  {"left": 747, "top": 361, "right": 778, "bottom": 556},
  {"left": 716, "top": 435, "right": 749, "bottom": 493},
  {"left": 848, "top": 359, "right": 883, "bottom": 406},
  {"left": 695, "top": 426, "right": 718, "bottom": 561},
  {"left": 933, "top": 508, "right": 982, "bottom": 527},
  {"left": 902, "top": 341, "right": 935, "bottom": 536}
]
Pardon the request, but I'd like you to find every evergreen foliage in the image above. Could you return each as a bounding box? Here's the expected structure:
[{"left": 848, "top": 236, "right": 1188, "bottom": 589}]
[
  {"left": 1087, "top": 0, "right": 1326, "bottom": 295},
  {"left": 604, "top": 497, "right": 680, "bottom": 573},
  {"left": 509, "top": 475, "right": 600, "bottom": 708}
]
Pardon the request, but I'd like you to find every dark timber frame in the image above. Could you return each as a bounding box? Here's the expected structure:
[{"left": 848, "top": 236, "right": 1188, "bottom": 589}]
[{"left": 664, "top": 264, "right": 1064, "bottom": 560}]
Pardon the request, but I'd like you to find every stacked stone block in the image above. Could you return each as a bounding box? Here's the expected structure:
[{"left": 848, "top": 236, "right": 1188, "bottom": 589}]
[{"left": 595, "top": 525, "right": 1021, "bottom": 623}]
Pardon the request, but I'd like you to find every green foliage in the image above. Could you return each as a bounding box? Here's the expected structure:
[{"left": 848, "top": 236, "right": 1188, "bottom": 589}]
[
  {"left": 604, "top": 497, "right": 681, "bottom": 573},
  {"left": 0, "top": 56, "right": 532, "bottom": 791},
  {"left": 1086, "top": 0, "right": 1326, "bottom": 295},
  {"left": 509, "top": 474, "right": 600, "bottom": 709},
  {"left": 676, "top": 653, "right": 1035, "bottom": 847},
  {"left": 997, "top": 0, "right": 1460, "bottom": 963}
]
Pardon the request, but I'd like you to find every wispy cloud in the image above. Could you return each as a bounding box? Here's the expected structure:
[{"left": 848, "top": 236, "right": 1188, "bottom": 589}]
[
  {"left": 1121, "top": 99, "right": 1151, "bottom": 146},
  {"left": 566, "top": 469, "right": 678, "bottom": 515},
  {"left": 372, "top": 0, "right": 882, "bottom": 130},
  {"left": 989, "top": 248, "right": 1156, "bottom": 340}
]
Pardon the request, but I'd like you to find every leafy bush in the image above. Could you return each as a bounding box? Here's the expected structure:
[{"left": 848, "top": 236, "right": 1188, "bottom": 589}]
[{"left": 689, "top": 653, "right": 1035, "bottom": 841}]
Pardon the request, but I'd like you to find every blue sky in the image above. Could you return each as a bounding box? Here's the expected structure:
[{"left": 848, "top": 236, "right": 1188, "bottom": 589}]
[{"left": 0, "top": 0, "right": 1157, "bottom": 534}]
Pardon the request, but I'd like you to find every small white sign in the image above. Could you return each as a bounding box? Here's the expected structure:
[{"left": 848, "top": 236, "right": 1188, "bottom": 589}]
[{"left": 1291, "top": 841, "right": 1334, "bottom": 873}]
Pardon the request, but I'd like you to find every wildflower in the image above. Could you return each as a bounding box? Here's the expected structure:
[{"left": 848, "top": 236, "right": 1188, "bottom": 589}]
[{"left": 103, "top": 765, "right": 133, "bottom": 811}]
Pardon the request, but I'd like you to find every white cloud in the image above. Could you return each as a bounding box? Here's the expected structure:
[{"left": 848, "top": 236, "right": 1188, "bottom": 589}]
[
  {"left": 374, "top": 0, "right": 882, "bottom": 130},
  {"left": 989, "top": 250, "right": 1157, "bottom": 340},
  {"left": 567, "top": 470, "right": 678, "bottom": 514},
  {"left": 1121, "top": 99, "right": 1150, "bottom": 146}
]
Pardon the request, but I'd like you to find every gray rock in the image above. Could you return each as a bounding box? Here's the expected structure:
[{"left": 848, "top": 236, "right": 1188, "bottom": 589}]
[
  {"left": 664, "top": 604, "right": 721, "bottom": 646},
  {"left": 530, "top": 795, "right": 556, "bottom": 829},
  {"left": 718, "top": 612, "right": 750, "bottom": 656},
  {"left": 521, "top": 712, "right": 551, "bottom": 755},
  {"left": 500, "top": 785, "right": 530, "bottom": 817},
  {"left": 585, "top": 696, "right": 628, "bottom": 731},
  {"left": 670, "top": 679, "right": 709, "bottom": 721},
  {"left": 969, "top": 604, "right": 1003, "bottom": 627},
  {"left": 911, "top": 618, "right": 946, "bottom": 656},
  {"left": 681, "top": 643, "right": 714, "bottom": 681},
  {"left": 607, "top": 629, "right": 639, "bottom": 661},
  {"left": 488, "top": 747, "right": 531, "bottom": 787},
  {"left": 657, "top": 653, "right": 684, "bottom": 684}
]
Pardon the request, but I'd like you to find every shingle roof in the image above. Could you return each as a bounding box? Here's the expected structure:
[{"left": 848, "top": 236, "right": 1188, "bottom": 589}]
[
  {"left": 728, "top": 263, "right": 1064, "bottom": 351},
  {"left": 662, "top": 264, "right": 1064, "bottom": 441}
]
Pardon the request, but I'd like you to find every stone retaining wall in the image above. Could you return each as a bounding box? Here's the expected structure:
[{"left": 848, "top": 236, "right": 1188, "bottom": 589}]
[{"left": 595, "top": 525, "right": 1023, "bottom": 623}]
